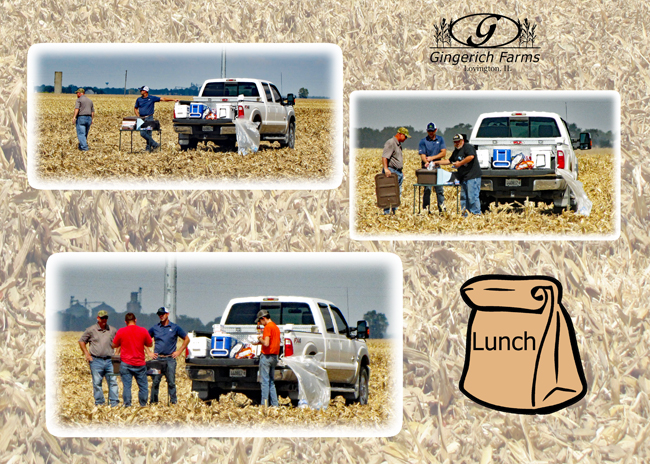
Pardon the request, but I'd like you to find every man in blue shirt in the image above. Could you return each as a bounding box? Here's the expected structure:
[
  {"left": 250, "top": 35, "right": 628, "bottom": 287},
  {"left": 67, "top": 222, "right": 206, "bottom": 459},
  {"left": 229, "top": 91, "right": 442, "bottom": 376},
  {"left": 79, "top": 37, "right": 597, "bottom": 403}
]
[
  {"left": 418, "top": 122, "right": 447, "bottom": 213},
  {"left": 134, "top": 86, "right": 178, "bottom": 152},
  {"left": 148, "top": 306, "right": 190, "bottom": 404}
]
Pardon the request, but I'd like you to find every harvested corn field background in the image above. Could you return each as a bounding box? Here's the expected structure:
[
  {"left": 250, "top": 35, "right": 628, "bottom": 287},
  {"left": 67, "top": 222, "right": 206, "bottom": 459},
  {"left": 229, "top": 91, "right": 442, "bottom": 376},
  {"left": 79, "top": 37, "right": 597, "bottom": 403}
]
[
  {"left": 2, "top": 0, "right": 650, "bottom": 462},
  {"left": 34, "top": 95, "right": 336, "bottom": 186},
  {"left": 51, "top": 333, "right": 396, "bottom": 433},
  {"left": 353, "top": 148, "right": 616, "bottom": 238}
]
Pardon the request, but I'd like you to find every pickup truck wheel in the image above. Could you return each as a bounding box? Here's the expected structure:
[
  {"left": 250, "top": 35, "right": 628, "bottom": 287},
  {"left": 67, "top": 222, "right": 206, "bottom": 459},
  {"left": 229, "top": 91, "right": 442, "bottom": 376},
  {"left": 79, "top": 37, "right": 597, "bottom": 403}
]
[
  {"left": 346, "top": 366, "right": 369, "bottom": 405},
  {"left": 280, "top": 122, "right": 295, "bottom": 149}
]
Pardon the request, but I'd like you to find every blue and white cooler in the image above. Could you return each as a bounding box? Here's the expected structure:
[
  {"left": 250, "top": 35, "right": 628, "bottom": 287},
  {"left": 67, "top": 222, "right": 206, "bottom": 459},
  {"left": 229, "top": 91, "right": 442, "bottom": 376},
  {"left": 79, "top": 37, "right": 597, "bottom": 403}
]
[
  {"left": 210, "top": 335, "right": 235, "bottom": 357},
  {"left": 492, "top": 149, "right": 512, "bottom": 168}
]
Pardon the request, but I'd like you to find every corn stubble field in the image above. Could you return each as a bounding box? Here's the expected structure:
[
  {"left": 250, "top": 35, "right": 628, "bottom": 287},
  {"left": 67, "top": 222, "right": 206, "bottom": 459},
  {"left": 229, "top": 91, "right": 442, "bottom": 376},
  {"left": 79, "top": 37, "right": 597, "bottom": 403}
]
[
  {"left": 35, "top": 95, "right": 335, "bottom": 183},
  {"left": 354, "top": 148, "right": 615, "bottom": 237},
  {"left": 53, "top": 333, "right": 395, "bottom": 431}
]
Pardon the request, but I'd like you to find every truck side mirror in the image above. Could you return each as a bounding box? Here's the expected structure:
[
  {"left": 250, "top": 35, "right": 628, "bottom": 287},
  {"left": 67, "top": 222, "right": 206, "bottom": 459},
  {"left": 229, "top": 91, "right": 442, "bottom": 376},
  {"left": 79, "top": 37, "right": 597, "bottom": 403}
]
[
  {"left": 579, "top": 132, "right": 592, "bottom": 150},
  {"left": 286, "top": 93, "right": 296, "bottom": 106},
  {"left": 356, "top": 320, "right": 369, "bottom": 339}
]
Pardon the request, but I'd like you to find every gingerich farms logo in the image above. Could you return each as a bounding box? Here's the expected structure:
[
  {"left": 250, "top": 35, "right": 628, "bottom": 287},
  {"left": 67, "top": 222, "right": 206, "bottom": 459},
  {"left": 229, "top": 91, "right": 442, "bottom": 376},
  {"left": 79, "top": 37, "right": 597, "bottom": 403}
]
[{"left": 430, "top": 14, "right": 541, "bottom": 72}]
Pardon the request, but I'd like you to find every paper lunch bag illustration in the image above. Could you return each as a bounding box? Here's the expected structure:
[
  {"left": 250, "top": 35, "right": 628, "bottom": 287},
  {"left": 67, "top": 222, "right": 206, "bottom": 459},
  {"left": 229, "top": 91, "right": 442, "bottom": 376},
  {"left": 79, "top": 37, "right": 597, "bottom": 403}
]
[{"left": 459, "top": 275, "right": 587, "bottom": 414}]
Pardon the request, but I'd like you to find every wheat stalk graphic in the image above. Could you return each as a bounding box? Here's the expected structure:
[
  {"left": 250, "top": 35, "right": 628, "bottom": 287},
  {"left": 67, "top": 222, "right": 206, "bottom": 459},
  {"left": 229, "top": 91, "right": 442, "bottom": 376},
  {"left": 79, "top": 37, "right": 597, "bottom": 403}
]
[
  {"left": 517, "top": 18, "right": 537, "bottom": 47},
  {"left": 433, "top": 19, "right": 451, "bottom": 47}
]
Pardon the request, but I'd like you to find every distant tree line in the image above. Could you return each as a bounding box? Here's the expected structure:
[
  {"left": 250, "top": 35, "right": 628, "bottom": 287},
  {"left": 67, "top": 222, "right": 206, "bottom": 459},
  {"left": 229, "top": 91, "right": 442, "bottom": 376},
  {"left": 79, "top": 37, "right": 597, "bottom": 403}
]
[
  {"left": 35, "top": 84, "right": 327, "bottom": 99},
  {"left": 58, "top": 311, "right": 221, "bottom": 333},
  {"left": 35, "top": 84, "right": 201, "bottom": 96},
  {"left": 356, "top": 123, "right": 613, "bottom": 149},
  {"left": 565, "top": 122, "right": 613, "bottom": 148}
]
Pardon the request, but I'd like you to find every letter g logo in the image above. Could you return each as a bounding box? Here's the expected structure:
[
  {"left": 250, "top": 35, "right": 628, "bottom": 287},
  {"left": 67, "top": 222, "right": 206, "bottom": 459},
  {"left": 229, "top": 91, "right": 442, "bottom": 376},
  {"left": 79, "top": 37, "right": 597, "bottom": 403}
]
[{"left": 449, "top": 14, "right": 522, "bottom": 48}]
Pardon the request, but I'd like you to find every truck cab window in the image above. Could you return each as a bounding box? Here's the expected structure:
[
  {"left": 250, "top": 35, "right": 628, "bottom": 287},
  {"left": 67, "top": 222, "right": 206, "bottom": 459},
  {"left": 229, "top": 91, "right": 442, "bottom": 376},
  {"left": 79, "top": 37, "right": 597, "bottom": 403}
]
[
  {"left": 202, "top": 82, "right": 225, "bottom": 97},
  {"left": 203, "top": 82, "right": 260, "bottom": 97},
  {"left": 262, "top": 83, "right": 273, "bottom": 103},
  {"left": 318, "top": 303, "right": 336, "bottom": 333},
  {"left": 281, "top": 303, "right": 312, "bottom": 324},
  {"left": 270, "top": 84, "right": 282, "bottom": 103},
  {"left": 330, "top": 305, "right": 349, "bottom": 336},
  {"left": 260, "top": 302, "right": 281, "bottom": 322},
  {"left": 237, "top": 82, "right": 260, "bottom": 97},
  {"left": 476, "top": 117, "right": 509, "bottom": 138},
  {"left": 223, "top": 302, "right": 260, "bottom": 324}
]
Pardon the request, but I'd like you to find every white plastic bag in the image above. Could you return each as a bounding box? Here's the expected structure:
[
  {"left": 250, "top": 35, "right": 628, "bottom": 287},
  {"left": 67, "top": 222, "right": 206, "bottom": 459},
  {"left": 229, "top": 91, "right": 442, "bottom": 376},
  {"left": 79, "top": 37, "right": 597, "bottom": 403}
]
[
  {"left": 234, "top": 119, "right": 260, "bottom": 156},
  {"left": 557, "top": 168, "right": 593, "bottom": 216},
  {"left": 436, "top": 168, "right": 452, "bottom": 185},
  {"left": 282, "top": 354, "right": 330, "bottom": 410}
]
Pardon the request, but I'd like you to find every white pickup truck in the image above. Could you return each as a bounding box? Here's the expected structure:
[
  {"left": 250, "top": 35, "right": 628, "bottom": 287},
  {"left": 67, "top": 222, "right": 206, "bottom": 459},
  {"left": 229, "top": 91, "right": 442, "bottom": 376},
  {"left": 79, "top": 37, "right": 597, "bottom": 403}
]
[
  {"left": 184, "top": 296, "right": 371, "bottom": 405},
  {"left": 172, "top": 78, "right": 296, "bottom": 151},
  {"left": 470, "top": 111, "right": 592, "bottom": 212}
]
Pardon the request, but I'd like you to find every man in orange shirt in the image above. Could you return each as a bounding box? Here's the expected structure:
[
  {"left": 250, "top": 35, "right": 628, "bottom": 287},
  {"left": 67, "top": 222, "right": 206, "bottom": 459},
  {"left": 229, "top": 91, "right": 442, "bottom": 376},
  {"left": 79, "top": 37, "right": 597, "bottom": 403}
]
[{"left": 255, "top": 310, "right": 281, "bottom": 407}]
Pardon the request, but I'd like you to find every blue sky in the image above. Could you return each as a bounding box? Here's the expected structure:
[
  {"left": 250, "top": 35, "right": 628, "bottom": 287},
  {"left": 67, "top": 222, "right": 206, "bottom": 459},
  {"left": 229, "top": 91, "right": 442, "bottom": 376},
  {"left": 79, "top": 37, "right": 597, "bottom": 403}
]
[
  {"left": 352, "top": 91, "right": 619, "bottom": 133},
  {"left": 30, "top": 44, "right": 339, "bottom": 97},
  {"left": 49, "top": 253, "right": 401, "bottom": 338}
]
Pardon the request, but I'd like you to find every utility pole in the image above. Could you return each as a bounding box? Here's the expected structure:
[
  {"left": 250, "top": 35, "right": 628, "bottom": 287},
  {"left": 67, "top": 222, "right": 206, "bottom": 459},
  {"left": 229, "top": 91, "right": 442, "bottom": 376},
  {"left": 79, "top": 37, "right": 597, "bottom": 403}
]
[
  {"left": 221, "top": 46, "right": 226, "bottom": 78},
  {"left": 124, "top": 70, "right": 128, "bottom": 96},
  {"left": 164, "top": 257, "right": 177, "bottom": 323}
]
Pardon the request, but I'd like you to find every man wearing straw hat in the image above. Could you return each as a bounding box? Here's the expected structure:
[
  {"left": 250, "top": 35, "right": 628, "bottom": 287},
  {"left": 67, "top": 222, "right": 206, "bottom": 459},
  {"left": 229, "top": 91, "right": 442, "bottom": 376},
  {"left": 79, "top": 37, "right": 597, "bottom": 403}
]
[
  {"left": 78, "top": 310, "right": 119, "bottom": 407},
  {"left": 111, "top": 312, "right": 153, "bottom": 407},
  {"left": 381, "top": 127, "right": 410, "bottom": 215},
  {"left": 147, "top": 306, "right": 190, "bottom": 405},
  {"left": 72, "top": 88, "right": 94, "bottom": 151},
  {"left": 255, "top": 309, "right": 281, "bottom": 407}
]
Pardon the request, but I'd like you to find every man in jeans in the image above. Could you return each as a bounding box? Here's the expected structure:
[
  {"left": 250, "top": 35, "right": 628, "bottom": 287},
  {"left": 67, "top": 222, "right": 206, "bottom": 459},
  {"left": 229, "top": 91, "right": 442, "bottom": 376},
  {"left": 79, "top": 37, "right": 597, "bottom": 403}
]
[
  {"left": 381, "top": 127, "right": 411, "bottom": 214},
  {"left": 134, "top": 86, "right": 178, "bottom": 152},
  {"left": 73, "top": 88, "right": 94, "bottom": 151},
  {"left": 255, "top": 310, "right": 281, "bottom": 407},
  {"left": 435, "top": 134, "right": 482, "bottom": 216},
  {"left": 78, "top": 310, "right": 119, "bottom": 407},
  {"left": 418, "top": 122, "right": 447, "bottom": 213},
  {"left": 111, "top": 312, "right": 153, "bottom": 407},
  {"left": 148, "top": 307, "right": 190, "bottom": 405}
]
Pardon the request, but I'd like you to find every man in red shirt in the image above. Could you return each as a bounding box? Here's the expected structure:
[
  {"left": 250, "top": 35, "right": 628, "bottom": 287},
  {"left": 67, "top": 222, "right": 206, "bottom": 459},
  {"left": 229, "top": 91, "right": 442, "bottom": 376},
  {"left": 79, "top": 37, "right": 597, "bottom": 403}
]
[
  {"left": 111, "top": 313, "right": 153, "bottom": 407},
  {"left": 255, "top": 310, "right": 281, "bottom": 407}
]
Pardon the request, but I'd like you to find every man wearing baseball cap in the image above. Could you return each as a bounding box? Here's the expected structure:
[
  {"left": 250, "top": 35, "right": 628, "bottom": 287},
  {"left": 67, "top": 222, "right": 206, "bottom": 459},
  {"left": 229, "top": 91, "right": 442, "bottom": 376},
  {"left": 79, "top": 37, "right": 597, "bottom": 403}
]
[
  {"left": 254, "top": 309, "right": 281, "bottom": 407},
  {"left": 147, "top": 307, "right": 190, "bottom": 405},
  {"left": 418, "top": 122, "right": 447, "bottom": 213},
  {"left": 73, "top": 88, "right": 94, "bottom": 151},
  {"left": 134, "top": 86, "right": 178, "bottom": 152},
  {"left": 435, "top": 134, "right": 482, "bottom": 216},
  {"left": 381, "top": 127, "right": 410, "bottom": 214},
  {"left": 78, "top": 310, "right": 119, "bottom": 407}
]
